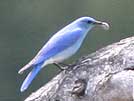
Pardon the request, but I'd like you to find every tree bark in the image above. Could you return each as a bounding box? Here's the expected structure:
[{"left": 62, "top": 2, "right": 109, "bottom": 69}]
[{"left": 25, "top": 36, "right": 134, "bottom": 101}]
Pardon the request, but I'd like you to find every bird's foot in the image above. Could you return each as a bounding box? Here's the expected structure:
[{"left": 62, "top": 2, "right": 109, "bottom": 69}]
[
  {"left": 53, "top": 63, "right": 69, "bottom": 71},
  {"left": 54, "top": 62, "right": 76, "bottom": 72}
]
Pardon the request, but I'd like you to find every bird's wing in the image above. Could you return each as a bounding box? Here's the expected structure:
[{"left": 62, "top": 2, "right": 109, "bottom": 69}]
[
  {"left": 18, "top": 28, "right": 83, "bottom": 74},
  {"left": 32, "top": 28, "right": 83, "bottom": 65}
]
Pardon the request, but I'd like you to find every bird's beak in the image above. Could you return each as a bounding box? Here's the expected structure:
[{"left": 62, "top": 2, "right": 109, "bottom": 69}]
[{"left": 93, "top": 20, "right": 110, "bottom": 30}]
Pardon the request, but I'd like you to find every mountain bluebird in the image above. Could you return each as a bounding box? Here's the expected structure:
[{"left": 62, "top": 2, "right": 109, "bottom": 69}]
[{"left": 18, "top": 17, "right": 109, "bottom": 92}]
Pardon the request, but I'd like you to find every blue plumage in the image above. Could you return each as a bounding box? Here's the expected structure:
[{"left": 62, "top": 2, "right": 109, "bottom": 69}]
[
  {"left": 33, "top": 28, "right": 83, "bottom": 65},
  {"left": 18, "top": 17, "right": 109, "bottom": 92},
  {"left": 20, "top": 65, "right": 41, "bottom": 92}
]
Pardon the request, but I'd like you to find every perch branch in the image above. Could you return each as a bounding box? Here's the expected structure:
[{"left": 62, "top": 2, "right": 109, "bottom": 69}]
[{"left": 25, "top": 36, "right": 134, "bottom": 101}]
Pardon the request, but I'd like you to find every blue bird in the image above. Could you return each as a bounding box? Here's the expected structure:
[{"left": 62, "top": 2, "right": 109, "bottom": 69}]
[{"left": 18, "top": 17, "right": 109, "bottom": 92}]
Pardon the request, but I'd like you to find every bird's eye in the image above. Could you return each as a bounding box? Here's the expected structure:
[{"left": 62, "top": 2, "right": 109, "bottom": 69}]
[{"left": 87, "top": 20, "right": 92, "bottom": 24}]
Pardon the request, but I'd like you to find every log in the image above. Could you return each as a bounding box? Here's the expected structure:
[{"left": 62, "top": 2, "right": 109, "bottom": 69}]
[{"left": 25, "top": 36, "right": 134, "bottom": 101}]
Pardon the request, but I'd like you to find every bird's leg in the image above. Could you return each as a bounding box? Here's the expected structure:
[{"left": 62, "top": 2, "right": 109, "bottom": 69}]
[
  {"left": 58, "top": 62, "right": 71, "bottom": 67},
  {"left": 53, "top": 62, "right": 69, "bottom": 70},
  {"left": 53, "top": 63, "right": 66, "bottom": 70}
]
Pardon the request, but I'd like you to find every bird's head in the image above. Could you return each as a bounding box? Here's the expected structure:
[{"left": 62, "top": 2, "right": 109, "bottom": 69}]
[{"left": 74, "top": 17, "right": 109, "bottom": 31}]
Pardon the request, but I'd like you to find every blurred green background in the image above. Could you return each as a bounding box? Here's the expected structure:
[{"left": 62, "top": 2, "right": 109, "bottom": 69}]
[{"left": 0, "top": 0, "right": 134, "bottom": 100}]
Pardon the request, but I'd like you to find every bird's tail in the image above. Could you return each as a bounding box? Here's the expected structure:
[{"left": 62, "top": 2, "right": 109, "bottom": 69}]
[
  {"left": 20, "top": 65, "right": 41, "bottom": 92},
  {"left": 18, "top": 61, "right": 33, "bottom": 74}
]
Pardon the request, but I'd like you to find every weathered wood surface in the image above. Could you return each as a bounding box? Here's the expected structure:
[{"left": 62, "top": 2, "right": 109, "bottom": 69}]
[{"left": 25, "top": 36, "right": 134, "bottom": 101}]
